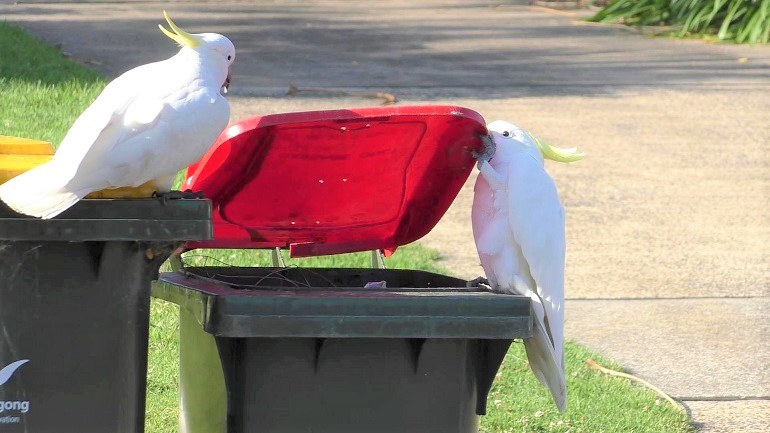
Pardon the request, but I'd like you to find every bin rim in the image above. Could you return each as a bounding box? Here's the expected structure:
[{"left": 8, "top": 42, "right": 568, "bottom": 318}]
[{"left": 153, "top": 269, "right": 533, "bottom": 339}]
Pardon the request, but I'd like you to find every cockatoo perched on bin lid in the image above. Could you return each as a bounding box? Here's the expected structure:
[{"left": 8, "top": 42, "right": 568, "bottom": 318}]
[
  {"left": 0, "top": 11, "right": 234, "bottom": 219},
  {"left": 472, "top": 120, "right": 584, "bottom": 412}
]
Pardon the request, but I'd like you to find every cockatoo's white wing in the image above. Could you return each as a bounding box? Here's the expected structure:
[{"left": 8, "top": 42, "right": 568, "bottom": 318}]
[
  {"left": 506, "top": 151, "right": 567, "bottom": 410},
  {"left": 53, "top": 62, "right": 167, "bottom": 172},
  {"left": 68, "top": 80, "right": 228, "bottom": 191}
]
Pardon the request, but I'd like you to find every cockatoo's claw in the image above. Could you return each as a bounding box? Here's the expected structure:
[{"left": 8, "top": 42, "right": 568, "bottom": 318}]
[
  {"left": 466, "top": 276, "right": 490, "bottom": 288},
  {"left": 183, "top": 189, "right": 206, "bottom": 199},
  {"left": 153, "top": 189, "right": 206, "bottom": 204},
  {"left": 479, "top": 282, "right": 494, "bottom": 292}
]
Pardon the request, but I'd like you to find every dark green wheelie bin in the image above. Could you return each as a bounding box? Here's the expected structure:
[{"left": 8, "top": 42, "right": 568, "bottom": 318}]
[
  {"left": 0, "top": 198, "right": 211, "bottom": 433},
  {"left": 150, "top": 106, "right": 534, "bottom": 433},
  {"left": 153, "top": 267, "right": 532, "bottom": 433}
]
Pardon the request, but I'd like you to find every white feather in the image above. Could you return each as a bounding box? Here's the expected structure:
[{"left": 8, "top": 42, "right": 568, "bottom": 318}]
[{"left": 472, "top": 120, "right": 567, "bottom": 412}]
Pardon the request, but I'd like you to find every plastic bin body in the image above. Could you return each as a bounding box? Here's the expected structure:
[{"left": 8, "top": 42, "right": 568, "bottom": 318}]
[
  {"left": 0, "top": 199, "right": 211, "bottom": 433},
  {"left": 153, "top": 267, "right": 532, "bottom": 433}
]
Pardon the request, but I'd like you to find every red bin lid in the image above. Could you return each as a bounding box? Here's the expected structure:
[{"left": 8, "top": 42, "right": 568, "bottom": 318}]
[{"left": 183, "top": 105, "right": 487, "bottom": 257}]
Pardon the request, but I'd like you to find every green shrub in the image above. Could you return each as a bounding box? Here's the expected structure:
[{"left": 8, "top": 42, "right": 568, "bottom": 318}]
[{"left": 589, "top": 0, "right": 770, "bottom": 43}]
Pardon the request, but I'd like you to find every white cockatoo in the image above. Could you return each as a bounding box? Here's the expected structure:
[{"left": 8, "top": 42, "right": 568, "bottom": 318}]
[
  {"left": 471, "top": 120, "right": 583, "bottom": 412},
  {"left": 0, "top": 11, "right": 234, "bottom": 219}
]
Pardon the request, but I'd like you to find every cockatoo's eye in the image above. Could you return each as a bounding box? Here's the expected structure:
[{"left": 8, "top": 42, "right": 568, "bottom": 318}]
[
  {"left": 502, "top": 131, "right": 510, "bottom": 137},
  {"left": 227, "top": 55, "right": 232, "bottom": 61}
]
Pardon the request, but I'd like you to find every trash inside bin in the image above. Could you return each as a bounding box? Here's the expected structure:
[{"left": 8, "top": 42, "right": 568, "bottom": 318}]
[
  {"left": 0, "top": 195, "right": 211, "bottom": 433},
  {"left": 152, "top": 106, "right": 533, "bottom": 433}
]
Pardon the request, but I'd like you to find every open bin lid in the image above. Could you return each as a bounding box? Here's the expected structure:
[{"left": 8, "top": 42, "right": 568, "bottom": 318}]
[{"left": 183, "top": 105, "right": 487, "bottom": 257}]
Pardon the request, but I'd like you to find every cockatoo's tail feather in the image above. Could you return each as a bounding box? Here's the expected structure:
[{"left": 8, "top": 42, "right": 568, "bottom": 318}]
[
  {"left": 0, "top": 161, "right": 86, "bottom": 219},
  {"left": 524, "top": 321, "right": 568, "bottom": 412},
  {"left": 158, "top": 11, "right": 202, "bottom": 48},
  {"left": 534, "top": 136, "right": 584, "bottom": 163}
]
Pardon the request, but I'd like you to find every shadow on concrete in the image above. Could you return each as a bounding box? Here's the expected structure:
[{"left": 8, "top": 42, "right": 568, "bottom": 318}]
[{"left": 2, "top": 2, "right": 768, "bottom": 98}]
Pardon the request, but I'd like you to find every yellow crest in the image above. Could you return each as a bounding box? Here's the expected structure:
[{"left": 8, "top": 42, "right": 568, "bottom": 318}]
[
  {"left": 533, "top": 136, "right": 584, "bottom": 163},
  {"left": 158, "top": 11, "right": 202, "bottom": 48}
]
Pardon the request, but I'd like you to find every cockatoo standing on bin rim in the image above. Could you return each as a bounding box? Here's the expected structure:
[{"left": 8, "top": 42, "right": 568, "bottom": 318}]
[
  {"left": 0, "top": 11, "right": 234, "bottom": 219},
  {"left": 472, "top": 120, "right": 583, "bottom": 412}
]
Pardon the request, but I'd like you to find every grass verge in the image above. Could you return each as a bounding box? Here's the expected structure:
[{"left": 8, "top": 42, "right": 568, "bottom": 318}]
[
  {"left": 0, "top": 23, "right": 105, "bottom": 143},
  {"left": 1, "top": 21, "right": 693, "bottom": 433}
]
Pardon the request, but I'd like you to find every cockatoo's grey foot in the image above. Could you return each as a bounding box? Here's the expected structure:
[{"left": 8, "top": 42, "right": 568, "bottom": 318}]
[
  {"left": 467, "top": 276, "right": 493, "bottom": 291},
  {"left": 153, "top": 189, "right": 206, "bottom": 203},
  {"left": 467, "top": 276, "right": 488, "bottom": 286}
]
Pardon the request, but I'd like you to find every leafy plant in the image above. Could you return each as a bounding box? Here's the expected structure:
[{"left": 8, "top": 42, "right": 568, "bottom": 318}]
[{"left": 589, "top": 0, "right": 770, "bottom": 43}]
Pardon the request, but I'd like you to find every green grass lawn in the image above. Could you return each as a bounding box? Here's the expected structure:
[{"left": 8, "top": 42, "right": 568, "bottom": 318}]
[
  {"left": 1, "top": 22, "right": 693, "bottom": 433},
  {"left": 0, "top": 24, "right": 106, "bottom": 143}
]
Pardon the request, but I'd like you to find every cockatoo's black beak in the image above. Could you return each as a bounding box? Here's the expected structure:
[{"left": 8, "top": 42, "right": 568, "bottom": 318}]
[
  {"left": 222, "top": 67, "right": 232, "bottom": 94},
  {"left": 480, "top": 134, "right": 496, "bottom": 160},
  {"left": 472, "top": 133, "right": 496, "bottom": 163}
]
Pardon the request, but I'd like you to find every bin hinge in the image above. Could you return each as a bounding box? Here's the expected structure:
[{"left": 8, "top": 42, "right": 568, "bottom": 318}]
[
  {"left": 271, "top": 247, "right": 286, "bottom": 267},
  {"left": 168, "top": 254, "right": 184, "bottom": 272},
  {"left": 370, "top": 249, "right": 386, "bottom": 269}
]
